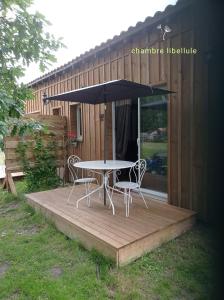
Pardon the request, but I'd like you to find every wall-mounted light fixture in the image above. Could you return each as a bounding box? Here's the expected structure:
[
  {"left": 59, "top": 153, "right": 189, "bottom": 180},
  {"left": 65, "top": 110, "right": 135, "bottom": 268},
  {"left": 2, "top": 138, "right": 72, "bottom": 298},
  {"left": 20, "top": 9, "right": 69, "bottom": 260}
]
[
  {"left": 157, "top": 24, "right": 172, "bottom": 40},
  {"left": 43, "top": 91, "right": 50, "bottom": 105}
]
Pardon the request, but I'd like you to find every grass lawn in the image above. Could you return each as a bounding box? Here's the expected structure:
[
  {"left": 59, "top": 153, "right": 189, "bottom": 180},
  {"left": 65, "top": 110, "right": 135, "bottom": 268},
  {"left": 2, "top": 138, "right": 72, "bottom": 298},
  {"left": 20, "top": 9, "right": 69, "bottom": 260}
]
[
  {"left": 142, "top": 142, "right": 167, "bottom": 158},
  {"left": 0, "top": 181, "right": 219, "bottom": 299}
]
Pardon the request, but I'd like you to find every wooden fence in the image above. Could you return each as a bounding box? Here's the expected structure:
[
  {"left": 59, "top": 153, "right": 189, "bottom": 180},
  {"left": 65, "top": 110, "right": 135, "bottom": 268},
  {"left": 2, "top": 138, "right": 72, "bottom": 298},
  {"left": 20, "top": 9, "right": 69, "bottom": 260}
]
[{"left": 3, "top": 114, "right": 67, "bottom": 194}]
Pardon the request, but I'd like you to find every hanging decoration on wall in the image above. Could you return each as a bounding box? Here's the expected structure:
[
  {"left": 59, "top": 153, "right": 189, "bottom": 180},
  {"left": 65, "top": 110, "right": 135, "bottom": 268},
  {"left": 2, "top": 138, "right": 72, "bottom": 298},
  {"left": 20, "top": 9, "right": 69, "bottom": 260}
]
[{"left": 66, "top": 131, "right": 78, "bottom": 147}]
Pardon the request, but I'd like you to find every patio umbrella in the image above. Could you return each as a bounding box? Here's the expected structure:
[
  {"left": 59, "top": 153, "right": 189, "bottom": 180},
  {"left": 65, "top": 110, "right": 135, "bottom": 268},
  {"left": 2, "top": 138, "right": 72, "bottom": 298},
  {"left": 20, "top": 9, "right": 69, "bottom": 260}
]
[
  {"left": 44, "top": 79, "right": 172, "bottom": 205},
  {"left": 44, "top": 79, "right": 172, "bottom": 163}
]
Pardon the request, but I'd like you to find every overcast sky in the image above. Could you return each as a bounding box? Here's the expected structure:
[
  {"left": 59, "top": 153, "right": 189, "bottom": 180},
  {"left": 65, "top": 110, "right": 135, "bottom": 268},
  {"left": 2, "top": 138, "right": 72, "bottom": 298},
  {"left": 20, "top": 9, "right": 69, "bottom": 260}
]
[{"left": 23, "top": 0, "right": 177, "bottom": 83}]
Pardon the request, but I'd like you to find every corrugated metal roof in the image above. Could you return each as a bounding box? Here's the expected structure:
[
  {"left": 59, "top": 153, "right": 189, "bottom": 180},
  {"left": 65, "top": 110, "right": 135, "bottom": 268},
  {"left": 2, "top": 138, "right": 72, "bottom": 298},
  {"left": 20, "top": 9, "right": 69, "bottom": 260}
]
[{"left": 27, "top": 0, "right": 191, "bottom": 87}]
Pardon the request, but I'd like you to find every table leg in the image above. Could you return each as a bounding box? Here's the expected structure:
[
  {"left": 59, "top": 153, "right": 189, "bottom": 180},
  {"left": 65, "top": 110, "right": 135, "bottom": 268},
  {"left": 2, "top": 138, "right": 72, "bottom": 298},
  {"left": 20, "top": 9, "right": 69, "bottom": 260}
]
[
  {"left": 75, "top": 169, "right": 115, "bottom": 215},
  {"left": 105, "top": 184, "right": 115, "bottom": 215},
  {"left": 76, "top": 184, "right": 103, "bottom": 208},
  {"left": 103, "top": 170, "right": 106, "bottom": 206},
  {"left": 107, "top": 185, "right": 130, "bottom": 216}
]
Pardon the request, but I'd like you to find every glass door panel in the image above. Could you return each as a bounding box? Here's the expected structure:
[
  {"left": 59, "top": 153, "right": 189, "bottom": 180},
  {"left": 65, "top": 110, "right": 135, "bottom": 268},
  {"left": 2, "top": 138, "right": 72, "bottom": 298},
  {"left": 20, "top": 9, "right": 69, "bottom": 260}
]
[{"left": 140, "top": 93, "right": 168, "bottom": 193}]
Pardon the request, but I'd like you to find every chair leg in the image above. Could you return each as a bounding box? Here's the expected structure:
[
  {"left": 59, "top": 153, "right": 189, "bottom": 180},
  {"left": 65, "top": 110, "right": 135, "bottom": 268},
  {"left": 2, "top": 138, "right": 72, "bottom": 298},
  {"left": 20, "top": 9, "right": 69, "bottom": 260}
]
[
  {"left": 84, "top": 183, "right": 88, "bottom": 206},
  {"left": 138, "top": 189, "right": 148, "bottom": 208},
  {"left": 67, "top": 183, "right": 76, "bottom": 204},
  {"left": 130, "top": 194, "right": 133, "bottom": 204},
  {"left": 109, "top": 185, "right": 116, "bottom": 209},
  {"left": 96, "top": 178, "right": 101, "bottom": 200},
  {"left": 124, "top": 190, "right": 127, "bottom": 217},
  {"left": 123, "top": 189, "right": 126, "bottom": 205},
  {"left": 127, "top": 190, "right": 130, "bottom": 217},
  {"left": 124, "top": 188, "right": 129, "bottom": 217},
  {"left": 87, "top": 183, "right": 91, "bottom": 207},
  {"left": 127, "top": 189, "right": 131, "bottom": 217},
  {"left": 84, "top": 183, "right": 91, "bottom": 207}
]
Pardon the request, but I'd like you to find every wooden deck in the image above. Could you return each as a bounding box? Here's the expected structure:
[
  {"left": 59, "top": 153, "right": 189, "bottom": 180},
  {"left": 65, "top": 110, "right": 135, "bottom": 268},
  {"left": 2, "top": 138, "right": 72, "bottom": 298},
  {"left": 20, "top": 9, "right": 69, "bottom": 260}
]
[{"left": 26, "top": 185, "right": 196, "bottom": 266}]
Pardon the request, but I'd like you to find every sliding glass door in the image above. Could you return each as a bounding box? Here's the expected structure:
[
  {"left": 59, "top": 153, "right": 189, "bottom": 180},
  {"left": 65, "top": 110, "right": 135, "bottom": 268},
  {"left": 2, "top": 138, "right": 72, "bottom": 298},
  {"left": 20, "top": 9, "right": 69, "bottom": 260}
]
[
  {"left": 113, "top": 91, "right": 168, "bottom": 196},
  {"left": 138, "top": 92, "right": 168, "bottom": 194}
]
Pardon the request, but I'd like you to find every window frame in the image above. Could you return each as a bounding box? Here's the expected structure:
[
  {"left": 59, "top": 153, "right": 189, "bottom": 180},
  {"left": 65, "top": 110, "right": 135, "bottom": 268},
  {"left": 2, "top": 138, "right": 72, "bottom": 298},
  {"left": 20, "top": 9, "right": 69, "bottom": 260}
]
[
  {"left": 69, "top": 103, "right": 83, "bottom": 142},
  {"left": 52, "top": 106, "right": 62, "bottom": 116}
]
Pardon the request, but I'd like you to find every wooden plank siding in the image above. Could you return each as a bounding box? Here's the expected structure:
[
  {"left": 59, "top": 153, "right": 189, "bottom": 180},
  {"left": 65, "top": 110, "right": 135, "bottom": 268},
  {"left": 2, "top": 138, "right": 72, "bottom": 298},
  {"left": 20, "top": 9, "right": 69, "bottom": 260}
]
[{"left": 25, "top": 1, "right": 214, "bottom": 222}]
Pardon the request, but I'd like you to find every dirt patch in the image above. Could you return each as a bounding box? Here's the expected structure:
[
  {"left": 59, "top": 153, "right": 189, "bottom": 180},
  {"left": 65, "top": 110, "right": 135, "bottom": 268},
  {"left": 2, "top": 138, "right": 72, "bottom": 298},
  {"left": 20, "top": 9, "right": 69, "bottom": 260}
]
[
  {"left": 6, "top": 291, "right": 20, "bottom": 300},
  {"left": 50, "top": 267, "right": 63, "bottom": 278},
  {"left": 1, "top": 231, "right": 7, "bottom": 237},
  {"left": 16, "top": 225, "right": 39, "bottom": 236},
  {"left": 107, "top": 287, "right": 116, "bottom": 299},
  {"left": 0, "top": 262, "right": 10, "bottom": 278},
  {"left": 0, "top": 203, "right": 20, "bottom": 215}
]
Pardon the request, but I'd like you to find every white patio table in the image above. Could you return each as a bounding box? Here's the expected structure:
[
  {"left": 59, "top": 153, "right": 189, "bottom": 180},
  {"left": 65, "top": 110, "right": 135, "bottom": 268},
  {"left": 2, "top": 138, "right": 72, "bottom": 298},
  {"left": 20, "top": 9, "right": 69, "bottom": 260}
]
[{"left": 73, "top": 160, "right": 135, "bottom": 215}]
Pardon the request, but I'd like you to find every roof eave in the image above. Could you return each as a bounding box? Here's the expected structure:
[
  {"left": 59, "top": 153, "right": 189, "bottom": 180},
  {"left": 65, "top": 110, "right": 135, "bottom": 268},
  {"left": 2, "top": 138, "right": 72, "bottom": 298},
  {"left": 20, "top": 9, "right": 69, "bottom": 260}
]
[{"left": 27, "top": 0, "right": 192, "bottom": 87}]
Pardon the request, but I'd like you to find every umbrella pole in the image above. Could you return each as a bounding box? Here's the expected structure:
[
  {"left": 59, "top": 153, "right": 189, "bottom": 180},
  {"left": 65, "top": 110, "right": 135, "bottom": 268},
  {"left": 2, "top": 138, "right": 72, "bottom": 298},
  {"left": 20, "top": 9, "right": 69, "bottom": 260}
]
[
  {"left": 103, "top": 170, "right": 106, "bottom": 206},
  {"left": 104, "top": 103, "right": 107, "bottom": 205}
]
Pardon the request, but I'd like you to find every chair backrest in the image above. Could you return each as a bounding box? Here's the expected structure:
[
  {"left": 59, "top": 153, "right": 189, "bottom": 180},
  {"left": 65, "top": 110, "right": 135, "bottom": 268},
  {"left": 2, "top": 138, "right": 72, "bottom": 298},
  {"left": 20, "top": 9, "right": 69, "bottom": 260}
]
[
  {"left": 67, "top": 155, "right": 81, "bottom": 182},
  {"left": 129, "top": 159, "right": 147, "bottom": 186}
]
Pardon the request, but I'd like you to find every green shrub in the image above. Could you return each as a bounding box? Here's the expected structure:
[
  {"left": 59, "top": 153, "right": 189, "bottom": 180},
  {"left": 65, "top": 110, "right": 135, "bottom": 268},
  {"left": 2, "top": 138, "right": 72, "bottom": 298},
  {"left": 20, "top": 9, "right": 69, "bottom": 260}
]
[{"left": 16, "top": 133, "right": 61, "bottom": 192}]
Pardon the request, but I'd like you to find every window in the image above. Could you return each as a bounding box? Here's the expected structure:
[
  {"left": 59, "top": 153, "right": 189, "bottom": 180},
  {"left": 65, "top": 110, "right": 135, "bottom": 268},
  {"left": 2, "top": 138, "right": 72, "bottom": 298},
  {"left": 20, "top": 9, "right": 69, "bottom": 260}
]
[
  {"left": 52, "top": 107, "right": 62, "bottom": 116},
  {"left": 70, "top": 104, "right": 82, "bottom": 141}
]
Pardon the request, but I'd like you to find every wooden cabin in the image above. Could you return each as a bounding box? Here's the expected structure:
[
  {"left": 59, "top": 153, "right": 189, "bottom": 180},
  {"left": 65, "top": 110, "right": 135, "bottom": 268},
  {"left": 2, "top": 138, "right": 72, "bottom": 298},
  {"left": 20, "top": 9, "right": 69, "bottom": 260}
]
[{"left": 25, "top": 0, "right": 221, "bottom": 223}]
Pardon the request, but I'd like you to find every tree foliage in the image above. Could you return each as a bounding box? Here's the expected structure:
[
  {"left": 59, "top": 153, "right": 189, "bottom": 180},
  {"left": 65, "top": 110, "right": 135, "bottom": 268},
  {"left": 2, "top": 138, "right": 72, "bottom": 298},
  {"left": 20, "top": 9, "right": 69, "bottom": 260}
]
[
  {"left": 141, "top": 95, "right": 167, "bottom": 134},
  {"left": 0, "top": 0, "right": 64, "bottom": 146}
]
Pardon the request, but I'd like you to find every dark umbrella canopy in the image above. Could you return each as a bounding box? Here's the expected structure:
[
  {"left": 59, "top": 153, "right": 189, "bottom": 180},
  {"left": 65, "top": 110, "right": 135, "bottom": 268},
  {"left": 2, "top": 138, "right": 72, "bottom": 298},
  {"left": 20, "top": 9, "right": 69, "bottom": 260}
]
[
  {"left": 44, "top": 79, "right": 172, "bottom": 104},
  {"left": 43, "top": 79, "right": 173, "bottom": 165}
]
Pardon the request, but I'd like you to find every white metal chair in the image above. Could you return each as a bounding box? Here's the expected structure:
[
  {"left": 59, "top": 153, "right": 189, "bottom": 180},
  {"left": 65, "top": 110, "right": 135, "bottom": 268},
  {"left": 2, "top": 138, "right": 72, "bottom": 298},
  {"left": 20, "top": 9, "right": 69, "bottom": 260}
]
[
  {"left": 112, "top": 159, "right": 148, "bottom": 217},
  {"left": 67, "top": 155, "right": 98, "bottom": 206}
]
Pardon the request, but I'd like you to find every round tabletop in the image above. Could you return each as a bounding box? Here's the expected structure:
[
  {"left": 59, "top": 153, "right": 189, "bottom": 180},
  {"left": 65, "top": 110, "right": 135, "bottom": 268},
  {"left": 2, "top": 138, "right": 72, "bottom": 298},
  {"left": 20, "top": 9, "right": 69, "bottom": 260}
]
[{"left": 73, "top": 160, "right": 135, "bottom": 170}]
